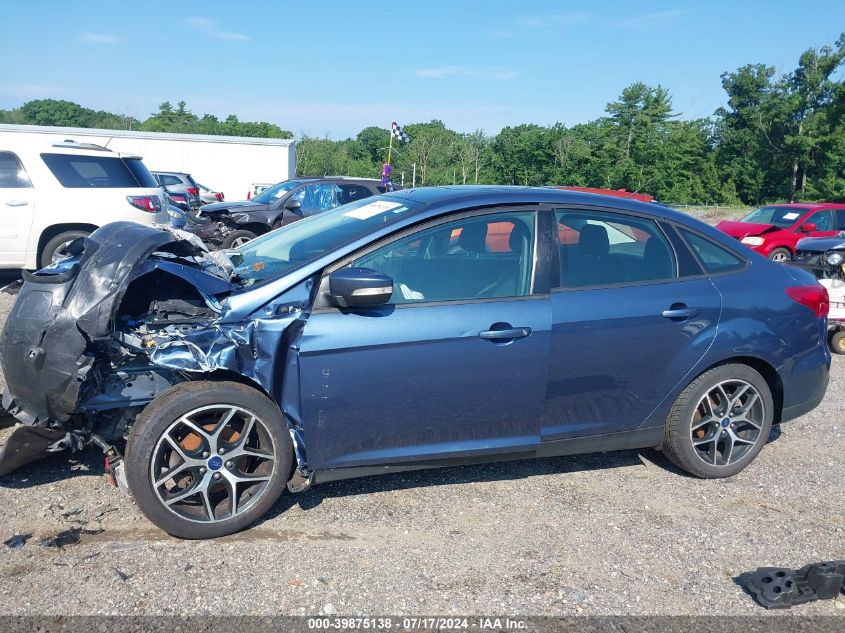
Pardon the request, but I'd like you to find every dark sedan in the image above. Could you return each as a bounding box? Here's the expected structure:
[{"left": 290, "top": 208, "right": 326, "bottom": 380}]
[
  {"left": 196, "top": 176, "right": 388, "bottom": 248},
  {"left": 0, "top": 187, "right": 831, "bottom": 538}
]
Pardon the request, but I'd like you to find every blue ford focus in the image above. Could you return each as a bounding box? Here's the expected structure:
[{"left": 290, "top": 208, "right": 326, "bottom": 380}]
[{"left": 0, "top": 187, "right": 831, "bottom": 537}]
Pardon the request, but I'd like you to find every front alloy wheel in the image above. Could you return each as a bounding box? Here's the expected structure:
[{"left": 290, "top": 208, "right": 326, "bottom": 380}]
[
  {"left": 127, "top": 381, "right": 293, "bottom": 538},
  {"left": 151, "top": 405, "right": 276, "bottom": 524}
]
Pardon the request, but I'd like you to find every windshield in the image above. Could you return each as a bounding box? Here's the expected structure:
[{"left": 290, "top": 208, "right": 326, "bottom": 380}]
[
  {"left": 252, "top": 179, "right": 313, "bottom": 204},
  {"left": 233, "top": 196, "right": 422, "bottom": 284},
  {"left": 741, "top": 206, "right": 805, "bottom": 228}
]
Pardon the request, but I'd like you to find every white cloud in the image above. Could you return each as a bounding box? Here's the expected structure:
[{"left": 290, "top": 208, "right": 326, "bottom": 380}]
[
  {"left": 616, "top": 10, "right": 685, "bottom": 30},
  {"left": 81, "top": 32, "right": 119, "bottom": 45},
  {"left": 415, "top": 66, "right": 518, "bottom": 80},
  {"left": 518, "top": 12, "right": 591, "bottom": 29},
  {"left": 184, "top": 16, "right": 249, "bottom": 41}
]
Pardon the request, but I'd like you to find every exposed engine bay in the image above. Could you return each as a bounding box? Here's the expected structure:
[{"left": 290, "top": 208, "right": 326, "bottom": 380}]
[{"left": 0, "top": 222, "right": 312, "bottom": 484}]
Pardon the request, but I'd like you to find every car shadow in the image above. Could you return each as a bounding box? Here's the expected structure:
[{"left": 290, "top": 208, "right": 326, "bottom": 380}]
[{"left": 265, "top": 447, "right": 675, "bottom": 519}]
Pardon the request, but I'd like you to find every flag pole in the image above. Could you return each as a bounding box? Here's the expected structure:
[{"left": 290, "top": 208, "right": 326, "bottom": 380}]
[{"left": 386, "top": 130, "right": 394, "bottom": 166}]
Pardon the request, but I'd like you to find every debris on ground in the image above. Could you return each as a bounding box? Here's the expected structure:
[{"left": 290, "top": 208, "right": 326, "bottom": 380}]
[
  {"left": 38, "top": 527, "right": 104, "bottom": 549},
  {"left": 3, "top": 533, "right": 32, "bottom": 548},
  {"left": 737, "top": 560, "right": 845, "bottom": 609},
  {"left": 113, "top": 567, "right": 132, "bottom": 582}
]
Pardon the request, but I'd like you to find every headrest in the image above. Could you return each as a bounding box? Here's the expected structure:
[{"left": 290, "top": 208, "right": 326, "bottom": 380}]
[
  {"left": 458, "top": 222, "right": 488, "bottom": 254},
  {"left": 578, "top": 224, "right": 610, "bottom": 257}
]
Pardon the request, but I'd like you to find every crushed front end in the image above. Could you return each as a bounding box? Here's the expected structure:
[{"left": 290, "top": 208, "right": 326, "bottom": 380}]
[{"left": 0, "top": 222, "right": 312, "bottom": 482}]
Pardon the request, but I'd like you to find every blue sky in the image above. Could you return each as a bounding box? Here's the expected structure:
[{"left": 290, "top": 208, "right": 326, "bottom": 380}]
[{"left": 1, "top": 1, "right": 843, "bottom": 138}]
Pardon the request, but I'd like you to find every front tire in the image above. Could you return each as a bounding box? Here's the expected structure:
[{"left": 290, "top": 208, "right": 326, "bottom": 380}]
[
  {"left": 126, "top": 381, "right": 292, "bottom": 539},
  {"left": 40, "top": 230, "right": 89, "bottom": 269},
  {"left": 768, "top": 247, "right": 791, "bottom": 263},
  {"left": 221, "top": 229, "right": 257, "bottom": 249},
  {"left": 662, "top": 364, "right": 773, "bottom": 478}
]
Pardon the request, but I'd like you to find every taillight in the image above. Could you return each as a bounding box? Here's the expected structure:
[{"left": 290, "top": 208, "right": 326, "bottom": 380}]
[
  {"left": 169, "top": 193, "right": 188, "bottom": 204},
  {"left": 127, "top": 195, "right": 162, "bottom": 213},
  {"left": 215, "top": 192, "right": 223, "bottom": 200},
  {"left": 247, "top": 191, "right": 252, "bottom": 200},
  {"left": 786, "top": 285, "right": 829, "bottom": 317},
  {"left": 187, "top": 187, "right": 199, "bottom": 196}
]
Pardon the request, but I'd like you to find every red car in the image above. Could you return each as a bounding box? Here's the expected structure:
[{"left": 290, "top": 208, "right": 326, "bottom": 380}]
[{"left": 716, "top": 203, "right": 845, "bottom": 262}]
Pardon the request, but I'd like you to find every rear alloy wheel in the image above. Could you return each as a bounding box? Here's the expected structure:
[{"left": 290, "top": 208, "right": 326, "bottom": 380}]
[
  {"left": 40, "top": 230, "right": 90, "bottom": 269},
  {"left": 126, "top": 381, "right": 292, "bottom": 538},
  {"left": 221, "top": 229, "right": 257, "bottom": 249},
  {"left": 830, "top": 330, "right": 845, "bottom": 355},
  {"left": 662, "top": 364, "right": 773, "bottom": 478},
  {"left": 768, "top": 247, "right": 791, "bottom": 263}
]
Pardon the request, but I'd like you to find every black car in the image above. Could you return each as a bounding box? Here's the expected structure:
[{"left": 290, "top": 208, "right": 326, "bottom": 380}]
[{"left": 196, "top": 177, "right": 390, "bottom": 248}]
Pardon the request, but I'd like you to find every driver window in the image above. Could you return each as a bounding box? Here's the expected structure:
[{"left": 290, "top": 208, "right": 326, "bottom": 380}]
[
  {"left": 807, "top": 210, "right": 833, "bottom": 231},
  {"left": 352, "top": 212, "right": 536, "bottom": 304},
  {"left": 293, "top": 183, "right": 341, "bottom": 216}
]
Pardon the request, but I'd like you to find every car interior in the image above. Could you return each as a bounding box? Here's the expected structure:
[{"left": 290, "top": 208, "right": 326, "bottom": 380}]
[{"left": 354, "top": 214, "right": 535, "bottom": 303}]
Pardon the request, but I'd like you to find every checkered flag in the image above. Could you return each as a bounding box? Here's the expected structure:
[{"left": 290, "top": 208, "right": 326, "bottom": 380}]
[{"left": 391, "top": 121, "right": 410, "bottom": 144}]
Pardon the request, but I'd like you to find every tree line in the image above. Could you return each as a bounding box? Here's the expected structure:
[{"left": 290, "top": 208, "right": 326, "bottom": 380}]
[{"left": 1, "top": 33, "right": 842, "bottom": 205}]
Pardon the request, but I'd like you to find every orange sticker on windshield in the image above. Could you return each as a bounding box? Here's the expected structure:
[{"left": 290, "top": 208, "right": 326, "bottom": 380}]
[{"left": 252, "top": 261, "right": 265, "bottom": 272}]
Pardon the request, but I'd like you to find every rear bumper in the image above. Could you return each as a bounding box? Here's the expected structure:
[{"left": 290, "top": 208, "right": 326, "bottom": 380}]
[{"left": 778, "top": 342, "right": 830, "bottom": 424}]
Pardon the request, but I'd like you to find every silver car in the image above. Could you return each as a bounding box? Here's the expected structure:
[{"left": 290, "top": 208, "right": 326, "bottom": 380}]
[{"left": 152, "top": 171, "right": 202, "bottom": 209}]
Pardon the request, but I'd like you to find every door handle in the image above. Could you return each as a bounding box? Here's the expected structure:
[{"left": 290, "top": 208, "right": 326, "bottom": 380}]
[
  {"left": 5, "top": 201, "right": 29, "bottom": 207},
  {"left": 662, "top": 306, "right": 700, "bottom": 320},
  {"left": 479, "top": 327, "right": 532, "bottom": 340}
]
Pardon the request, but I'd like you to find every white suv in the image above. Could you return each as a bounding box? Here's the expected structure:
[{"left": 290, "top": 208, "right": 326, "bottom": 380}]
[{"left": 0, "top": 140, "right": 167, "bottom": 269}]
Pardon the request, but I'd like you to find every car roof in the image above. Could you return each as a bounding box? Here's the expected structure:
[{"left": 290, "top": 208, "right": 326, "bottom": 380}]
[
  {"left": 382, "top": 185, "right": 680, "bottom": 219},
  {"left": 153, "top": 171, "right": 191, "bottom": 176},
  {"left": 763, "top": 202, "right": 845, "bottom": 210}
]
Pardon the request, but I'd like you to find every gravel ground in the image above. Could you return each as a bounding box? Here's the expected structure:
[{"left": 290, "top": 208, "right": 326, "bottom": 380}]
[{"left": 0, "top": 280, "right": 843, "bottom": 617}]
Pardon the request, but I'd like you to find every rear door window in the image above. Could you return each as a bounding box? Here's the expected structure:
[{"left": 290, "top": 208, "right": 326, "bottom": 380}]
[
  {"left": 41, "top": 153, "right": 153, "bottom": 188},
  {"left": 337, "top": 184, "right": 374, "bottom": 205},
  {"left": 835, "top": 210, "right": 845, "bottom": 231},
  {"left": 555, "top": 210, "right": 676, "bottom": 288},
  {"left": 0, "top": 152, "right": 31, "bottom": 188}
]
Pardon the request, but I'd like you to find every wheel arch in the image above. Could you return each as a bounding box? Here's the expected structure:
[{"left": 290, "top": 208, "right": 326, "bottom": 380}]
[{"left": 37, "top": 222, "right": 99, "bottom": 263}]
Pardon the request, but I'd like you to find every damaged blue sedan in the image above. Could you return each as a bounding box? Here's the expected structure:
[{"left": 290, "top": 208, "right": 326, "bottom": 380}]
[{"left": 0, "top": 187, "right": 831, "bottom": 538}]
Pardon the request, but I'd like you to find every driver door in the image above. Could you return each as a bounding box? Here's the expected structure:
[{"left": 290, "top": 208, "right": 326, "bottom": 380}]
[{"left": 298, "top": 208, "right": 551, "bottom": 472}]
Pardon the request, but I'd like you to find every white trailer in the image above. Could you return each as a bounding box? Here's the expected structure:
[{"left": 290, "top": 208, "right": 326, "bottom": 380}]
[{"left": 0, "top": 124, "right": 296, "bottom": 202}]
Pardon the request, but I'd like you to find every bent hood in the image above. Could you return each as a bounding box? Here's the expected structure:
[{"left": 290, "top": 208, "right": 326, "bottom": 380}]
[
  {"left": 0, "top": 222, "right": 235, "bottom": 426},
  {"left": 200, "top": 200, "right": 269, "bottom": 215},
  {"left": 716, "top": 220, "right": 779, "bottom": 239},
  {"left": 796, "top": 234, "right": 845, "bottom": 252}
]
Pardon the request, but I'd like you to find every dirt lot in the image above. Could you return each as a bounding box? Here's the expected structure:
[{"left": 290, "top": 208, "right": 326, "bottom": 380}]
[{"left": 0, "top": 284, "right": 843, "bottom": 616}]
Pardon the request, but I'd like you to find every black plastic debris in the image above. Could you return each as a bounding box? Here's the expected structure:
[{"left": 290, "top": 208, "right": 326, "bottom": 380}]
[
  {"left": 113, "top": 567, "right": 132, "bottom": 582},
  {"left": 3, "top": 533, "right": 32, "bottom": 548},
  {"left": 38, "top": 527, "right": 104, "bottom": 549},
  {"left": 737, "top": 560, "right": 845, "bottom": 609}
]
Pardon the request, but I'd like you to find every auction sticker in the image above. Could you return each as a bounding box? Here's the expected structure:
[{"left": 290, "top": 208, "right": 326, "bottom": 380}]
[{"left": 344, "top": 200, "right": 405, "bottom": 220}]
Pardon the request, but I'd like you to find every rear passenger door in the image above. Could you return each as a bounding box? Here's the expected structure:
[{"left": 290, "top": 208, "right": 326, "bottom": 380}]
[
  {"left": 299, "top": 208, "right": 551, "bottom": 471},
  {"left": 541, "top": 208, "right": 722, "bottom": 444},
  {"left": 0, "top": 151, "right": 36, "bottom": 265}
]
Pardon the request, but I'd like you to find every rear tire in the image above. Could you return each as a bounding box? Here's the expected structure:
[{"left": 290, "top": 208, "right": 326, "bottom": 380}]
[
  {"left": 830, "top": 330, "right": 845, "bottom": 355},
  {"left": 40, "top": 230, "right": 89, "bottom": 269},
  {"left": 768, "top": 247, "right": 791, "bottom": 263},
  {"left": 125, "top": 381, "right": 292, "bottom": 539},
  {"left": 662, "top": 364, "right": 773, "bottom": 478},
  {"left": 221, "top": 229, "right": 257, "bottom": 249}
]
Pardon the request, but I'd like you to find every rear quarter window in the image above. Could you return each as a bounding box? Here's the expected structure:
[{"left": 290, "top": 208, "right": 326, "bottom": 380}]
[
  {"left": 41, "top": 153, "right": 156, "bottom": 188},
  {"left": 0, "top": 152, "right": 31, "bottom": 188},
  {"left": 680, "top": 229, "right": 746, "bottom": 273}
]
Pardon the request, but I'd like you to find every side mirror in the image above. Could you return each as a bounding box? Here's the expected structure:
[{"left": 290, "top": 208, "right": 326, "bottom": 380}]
[
  {"left": 328, "top": 268, "right": 393, "bottom": 308},
  {"left": 285, "top": 198, "right": 302, "bottom": 212},
  {"left": 800, "top": 222, "right": 817, "bottom": 233}
]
